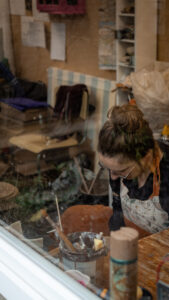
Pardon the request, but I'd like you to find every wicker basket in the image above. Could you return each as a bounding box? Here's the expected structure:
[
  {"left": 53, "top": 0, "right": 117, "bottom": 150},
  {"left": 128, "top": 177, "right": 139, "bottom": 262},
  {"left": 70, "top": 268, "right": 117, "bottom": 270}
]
[
  {"left": 0, "top": 182, "right": 18, "bottom": 200},
  {"left": 0, "top": 182, "right": 19, "bottom": 211}
]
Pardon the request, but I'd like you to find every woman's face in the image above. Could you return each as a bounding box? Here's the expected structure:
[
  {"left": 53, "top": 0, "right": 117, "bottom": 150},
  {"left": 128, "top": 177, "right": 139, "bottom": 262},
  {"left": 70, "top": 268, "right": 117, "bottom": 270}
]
[{"left": 98, "top": 153, "right": 142, "bottom": 181}]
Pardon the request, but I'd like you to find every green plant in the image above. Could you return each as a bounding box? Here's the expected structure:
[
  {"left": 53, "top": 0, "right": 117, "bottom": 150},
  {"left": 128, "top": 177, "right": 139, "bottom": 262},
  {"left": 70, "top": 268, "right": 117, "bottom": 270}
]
[
  {"left": 52, "top": 159, "right": 81, "bottom": 204},
  {"left": 15, "top": 175, "right": 48, "bottom": 213}
]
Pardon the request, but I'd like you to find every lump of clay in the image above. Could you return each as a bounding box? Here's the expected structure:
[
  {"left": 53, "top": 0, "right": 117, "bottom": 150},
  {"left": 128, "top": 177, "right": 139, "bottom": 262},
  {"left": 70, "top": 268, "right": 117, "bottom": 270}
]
[{"left": 61, "top": 205, "right": 113, "bottom": 236}]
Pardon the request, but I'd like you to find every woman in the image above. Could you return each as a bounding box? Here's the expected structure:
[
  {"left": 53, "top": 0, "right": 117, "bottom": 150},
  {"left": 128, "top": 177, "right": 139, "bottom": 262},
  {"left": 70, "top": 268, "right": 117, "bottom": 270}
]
[{"left": 98, "top": 104, "right": 169, "bottom": 236}]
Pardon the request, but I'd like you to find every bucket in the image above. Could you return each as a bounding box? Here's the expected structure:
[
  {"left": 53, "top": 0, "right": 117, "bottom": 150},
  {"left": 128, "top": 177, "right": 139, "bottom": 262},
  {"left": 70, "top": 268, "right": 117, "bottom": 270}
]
[{"left": 59, "top": 232, "right": 107, "bottom": 281}]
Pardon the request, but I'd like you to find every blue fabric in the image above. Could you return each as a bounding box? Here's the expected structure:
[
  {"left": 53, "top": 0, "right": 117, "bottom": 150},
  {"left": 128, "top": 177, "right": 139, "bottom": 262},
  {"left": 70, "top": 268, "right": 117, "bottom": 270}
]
[{"left": 0, "top": 98, "right": 49, "bottom": 111}]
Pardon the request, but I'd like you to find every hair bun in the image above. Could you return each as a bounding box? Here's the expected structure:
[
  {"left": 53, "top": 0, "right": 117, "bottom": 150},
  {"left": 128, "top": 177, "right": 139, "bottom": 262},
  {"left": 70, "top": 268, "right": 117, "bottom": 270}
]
[{"left": 107, "top": 104, "right": 144, "bottom": 133}]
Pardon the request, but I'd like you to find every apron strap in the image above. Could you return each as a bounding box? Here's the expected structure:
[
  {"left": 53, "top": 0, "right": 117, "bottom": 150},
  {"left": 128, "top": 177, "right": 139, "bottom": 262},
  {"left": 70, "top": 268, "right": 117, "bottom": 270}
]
[{"left": 149, "top": 148, "right": 161, "bottom": 198}]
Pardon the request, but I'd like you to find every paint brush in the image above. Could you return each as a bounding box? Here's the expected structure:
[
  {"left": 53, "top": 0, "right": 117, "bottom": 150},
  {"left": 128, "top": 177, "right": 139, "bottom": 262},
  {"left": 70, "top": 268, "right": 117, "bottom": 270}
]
[
  {"left": 48, "top": 247, "right": 60, "bottom": 257},
  {"left": 41, "top": 209, "right": 77, "bottom": 253},
  {"left": 73, "top": 156, "right": 89, "bottom": 193},
  {"left": 55, "top": 195, "right": 63, "bottom": 232}
]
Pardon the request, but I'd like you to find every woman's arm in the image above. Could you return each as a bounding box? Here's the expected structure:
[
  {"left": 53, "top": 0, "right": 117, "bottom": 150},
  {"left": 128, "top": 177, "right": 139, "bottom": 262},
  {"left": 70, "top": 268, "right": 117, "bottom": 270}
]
[{"left": 109, "top": 177, "right": 125, "bottom": 230}]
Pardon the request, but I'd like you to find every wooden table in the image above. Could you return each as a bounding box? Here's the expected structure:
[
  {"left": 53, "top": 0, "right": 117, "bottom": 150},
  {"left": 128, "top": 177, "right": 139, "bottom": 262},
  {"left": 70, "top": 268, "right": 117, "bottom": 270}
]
[
  {"left": 95, "top": 230, "right": 169, "bottom": 299},
  {"left": 138, "top": 228, "right": 169, "bottom": 300}
]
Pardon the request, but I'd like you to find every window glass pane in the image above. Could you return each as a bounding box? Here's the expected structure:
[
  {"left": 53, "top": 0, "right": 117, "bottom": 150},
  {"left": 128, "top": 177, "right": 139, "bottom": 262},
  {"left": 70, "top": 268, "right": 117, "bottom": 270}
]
[{"left": 0, "top": 1, "right": 167, "bottom": 300}]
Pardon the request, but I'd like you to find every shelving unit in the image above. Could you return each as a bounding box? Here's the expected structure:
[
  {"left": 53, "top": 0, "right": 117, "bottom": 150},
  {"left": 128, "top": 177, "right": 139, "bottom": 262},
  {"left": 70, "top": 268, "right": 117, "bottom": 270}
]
[{"left": 116, "top": 0, "right": 157, "bottom": 104}]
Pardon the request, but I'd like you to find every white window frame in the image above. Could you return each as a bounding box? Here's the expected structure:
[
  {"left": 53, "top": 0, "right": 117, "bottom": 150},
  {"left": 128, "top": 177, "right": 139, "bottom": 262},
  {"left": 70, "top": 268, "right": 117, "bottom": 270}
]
[{"left": 0, "top": 226, "right": 99, "bottom": 300}]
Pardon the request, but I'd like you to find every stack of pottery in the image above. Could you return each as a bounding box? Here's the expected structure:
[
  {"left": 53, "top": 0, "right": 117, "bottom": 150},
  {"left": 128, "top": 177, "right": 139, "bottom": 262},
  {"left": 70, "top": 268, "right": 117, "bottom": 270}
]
[{"left": 0, "top": 182, "right": 19, "bottom": 211}]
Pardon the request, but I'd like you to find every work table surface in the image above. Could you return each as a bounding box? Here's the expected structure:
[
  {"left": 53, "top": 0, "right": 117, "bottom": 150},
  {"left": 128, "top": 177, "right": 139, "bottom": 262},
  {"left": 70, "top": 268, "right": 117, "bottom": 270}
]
[
  {"left": 138, "top": 228, "right": 169, "bottom": 299},
  {"left": 96, "top": 229, "right": 169, "bottom": 299}
]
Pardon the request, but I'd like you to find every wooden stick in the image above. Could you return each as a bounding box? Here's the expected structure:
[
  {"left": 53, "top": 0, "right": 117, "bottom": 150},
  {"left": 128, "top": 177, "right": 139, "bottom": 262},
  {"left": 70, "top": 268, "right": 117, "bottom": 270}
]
[
  {"left": 73, "top": 156, "right": 89, "bottom": 193},
  {"left": 41, "top": 209, "right": 77, "bottom": 253},
  {"left": 88, "top": 167, "right": 102, "bottom": 195},
  {"left": 49, "top": 247, "right": 60, "bottom": 257},
  {"left": 55, "top": 195, "right": 63, "bottom": 232}
]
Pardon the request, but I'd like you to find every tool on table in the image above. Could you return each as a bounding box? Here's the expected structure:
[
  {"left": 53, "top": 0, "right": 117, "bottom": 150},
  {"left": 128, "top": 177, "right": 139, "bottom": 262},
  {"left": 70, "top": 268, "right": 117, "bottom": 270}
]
[
  {"left": 41, "top": 209, "right": 77, "bottom": 253},
  {"left": 88, "top": 167, "right": 103, "bottom": 195},
  {"left": 73, "top": 156, "right": 105, "bottom": 195},
  {"left": 86, "top": 281, "right": 110, "bottom": 300},
  {"left": 48, "top": 247, "right": 60, "bottom": 257},
  {"left": 73, "top": 156, "right": 89, "bottom": 193},
  {"left": 55, "top": 195, "right": 63, "bottom": 231}
]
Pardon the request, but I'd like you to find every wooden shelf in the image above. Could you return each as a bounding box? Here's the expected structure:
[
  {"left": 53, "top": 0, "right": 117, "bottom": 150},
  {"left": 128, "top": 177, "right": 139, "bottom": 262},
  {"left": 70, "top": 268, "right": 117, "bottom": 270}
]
[
  {"left": 118, "top": 63, "right": 135, "bottom": 68},
  {"left": 119, "top": 13, "right": 135, "bottom": 17},
  {"left": 120, "top": 39, "right": 135, "bottom": 43},
  {"left": 116, "top": 0, "right": 157, "bottom": 105}
]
